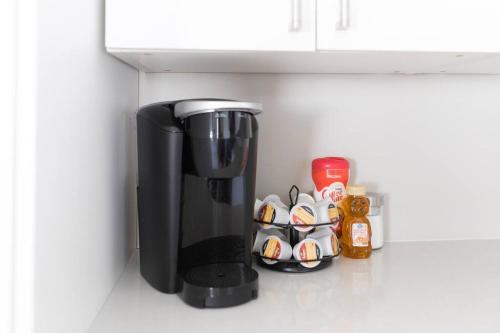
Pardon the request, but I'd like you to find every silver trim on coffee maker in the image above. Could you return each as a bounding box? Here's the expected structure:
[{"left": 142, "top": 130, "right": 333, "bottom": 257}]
[{"left": 174, "top": 100, "right": 263, "bottom": 119}]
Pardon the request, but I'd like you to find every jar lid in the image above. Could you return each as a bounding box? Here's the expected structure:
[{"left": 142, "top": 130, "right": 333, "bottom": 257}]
[
  {"left": 347, "top": 185, "right": 366, "bottom": 196},
  {"left": 312, "top": 157, "right": 349, "bottom": 170},
  {"left": 366, "top": 192, "right": 384, "bottom": 207}
]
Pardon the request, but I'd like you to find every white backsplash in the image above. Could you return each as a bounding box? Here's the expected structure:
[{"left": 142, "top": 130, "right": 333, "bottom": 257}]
[{"left": 140, "top": 73, "right": 500, "bottom": 242}]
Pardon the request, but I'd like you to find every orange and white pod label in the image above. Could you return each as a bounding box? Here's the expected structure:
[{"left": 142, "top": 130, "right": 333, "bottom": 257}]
[
  {"left": 258, "top": 203, "right": 276, "bottom": 223},
  {"left": 262, "top": 237, "right": 281, "bottom": 259},
  {"left": 331, "top": 233, "right": 340, "bottom": 256},
  {"left": 291, "top": 205, "right": 315, "bottom": 226},
  {"left": 298, "top": 240, "right": 321, "bottom": 268}
]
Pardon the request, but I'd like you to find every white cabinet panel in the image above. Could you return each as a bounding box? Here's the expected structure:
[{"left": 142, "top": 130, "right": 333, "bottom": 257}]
[
  {"left": 318, "top": 0, "right": 500, "bottom": 52},
  {"left": 106, "top": 0, "right": 316, "bottom": 51}
]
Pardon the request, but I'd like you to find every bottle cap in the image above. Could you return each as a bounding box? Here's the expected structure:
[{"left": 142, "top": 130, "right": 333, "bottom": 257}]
[
  {"left": 312, "top": 157, "right": 349, "bottom": 170},
  {"left": 347, "top": 185, "right": 366, "bottom": 196}
]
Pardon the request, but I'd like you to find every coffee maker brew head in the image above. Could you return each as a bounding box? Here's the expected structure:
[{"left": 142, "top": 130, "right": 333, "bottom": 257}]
[{"left": 176, "top": 100, "right": 261, "bottom": 179}]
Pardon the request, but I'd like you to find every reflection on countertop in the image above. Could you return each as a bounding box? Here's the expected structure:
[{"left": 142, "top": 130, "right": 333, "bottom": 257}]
[{"left": 89, "top": 241, "right": 500, "bottom": 333}]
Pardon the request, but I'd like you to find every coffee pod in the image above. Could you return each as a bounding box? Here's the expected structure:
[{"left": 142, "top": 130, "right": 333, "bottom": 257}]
[
  {"left": 331, "top": 233, "right": 340, "bottom": 257},
  {"left": 292, "top": 238, "right": 323, "bottom": 268},
  {"left": 260, "top": 235, "right": 292, "bottom": 265},
  {"left": 254, "top": 198, "right": 263, "bottom": 219},
  {"left": 307, "top": 228, "right": 340, "bottom": 257},
  {"left": 329, "top": 205, "right": 344, "bottom": 238},
  {"left": 313, "top": 199, "right": 340, "bottom": 224},
  {"left": 257, "top": 201, "right": 290, "bottom": 229},
  {"left": 297, "top": 193, "right": 315, "bottom": 205},
  {"left": 263, "top": 194, "right": 287, "bottom": 208},
  {"left": 289, "top": 203, "right": 317, "bottom": 232},
  {"left": 252, "top": 228, "right": 286, "bottom": 253}
]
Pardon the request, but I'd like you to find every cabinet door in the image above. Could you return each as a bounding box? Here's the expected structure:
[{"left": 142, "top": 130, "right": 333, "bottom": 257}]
[
  {"left": 317, "top": 0, "right": 500, "bottom": 52},
  {"left": 106, "top": 0, "right": 315, "bottom": 51}
]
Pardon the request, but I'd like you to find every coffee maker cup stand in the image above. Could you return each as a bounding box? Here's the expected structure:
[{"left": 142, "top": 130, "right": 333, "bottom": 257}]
[{"left": 253, "top": 185, "right": 341, "bottom": 273}]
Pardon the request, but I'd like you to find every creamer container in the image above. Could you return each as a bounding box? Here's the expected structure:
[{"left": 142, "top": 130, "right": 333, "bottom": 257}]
[
  {"left": 312, "top": 157, "right": 350, "bottom": 204},
  {"left": 341, "top": 185, "right": 372, "bottom": 259},
  {"left": 366, "top": 192, "right": 384, "bottom": 250}
]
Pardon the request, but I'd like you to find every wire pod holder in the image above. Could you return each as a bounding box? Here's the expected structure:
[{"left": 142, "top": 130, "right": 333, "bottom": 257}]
[{"left": 253, "top": 185, "right": 341, "bottom": 273}]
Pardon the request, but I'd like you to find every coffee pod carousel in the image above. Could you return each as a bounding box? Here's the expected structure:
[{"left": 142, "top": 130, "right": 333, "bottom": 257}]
[{"left": 253, "top": 185, "right": 342, "bottom": 273}]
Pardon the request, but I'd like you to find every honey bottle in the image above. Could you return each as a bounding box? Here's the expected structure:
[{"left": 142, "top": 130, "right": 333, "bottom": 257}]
[{"left": 341, "top": 185, "right": 372, "bottom": 259}]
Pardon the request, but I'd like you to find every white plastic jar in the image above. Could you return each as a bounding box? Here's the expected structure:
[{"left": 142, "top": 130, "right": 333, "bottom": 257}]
[{"left": 366, "top": 192, "right": 384, "bottom": 250}]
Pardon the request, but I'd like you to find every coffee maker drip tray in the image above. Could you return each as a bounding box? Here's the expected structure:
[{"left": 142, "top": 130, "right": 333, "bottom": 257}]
[{"left": 179, "top": 263, "right": 258, "bottom": 308}]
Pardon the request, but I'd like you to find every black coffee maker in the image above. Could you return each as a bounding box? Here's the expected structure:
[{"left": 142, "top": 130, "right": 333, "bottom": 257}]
[{"left": 136, "top": 99, "right": 261, "bottom": 308}]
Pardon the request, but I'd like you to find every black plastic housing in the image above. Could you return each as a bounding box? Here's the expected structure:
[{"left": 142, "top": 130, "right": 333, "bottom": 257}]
[
  {"left": 136, "top": 101, "right": 259, "bottom": 308},
  {"left": 137, "top": 103, "right": 183, "bottom": 293}
]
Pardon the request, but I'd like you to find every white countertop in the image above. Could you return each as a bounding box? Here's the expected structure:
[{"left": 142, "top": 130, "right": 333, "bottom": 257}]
[{"left": 89, "top": 241, "right": 500, "bottom": 333}]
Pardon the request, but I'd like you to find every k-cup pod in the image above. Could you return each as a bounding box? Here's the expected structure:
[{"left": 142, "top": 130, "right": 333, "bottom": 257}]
[
  {"left": 263, "top": 194, "right": 287, "bottom": 208},
  {"left": 307, "top": 227, "right": 332, "bottom": 239},
  {"left": 289, "top": 203, "right": 318, "bottom": 232},
  {"left": 297, "top": 193, "right": 315, "bottom": 205},
  {"left": 307, "top": 228, "right": 340, "bottom": 257},
  {"left": 293, "top": 238, "right": 323, "bottom": 268},
  {"left": 252, "top": 228, "right": 286, "bottom": 253},
  {"left": 313, "top": 199, "right": 340, "bottom": 224},
  {"left": 331, "top": 233, "right": 341, "bottom": 256},
  {"left": 260, "top": 235, "right": 292, "bottom": 265},
  {"left": 257, "top": 201, "right": 290, "bottom": 229},
  {"left": 254, "top": 198, "right": 263, "bottom": 219},
  {"left": 329, "top": 205, "right": 345, "bottom": 238}
]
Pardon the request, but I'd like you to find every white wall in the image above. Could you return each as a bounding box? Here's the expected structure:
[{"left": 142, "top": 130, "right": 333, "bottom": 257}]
[
  {"left": 0, "top": 0, "right": 17, "bottom": 331},
  {"left": 7, "top": 0, "right": 39, "bottom": 332},
  {"left": 34, "top": 0, "right": 138, "bottom": 332},
  {"left": 141, "top": 73, "right": 500, "bottom": 242}
]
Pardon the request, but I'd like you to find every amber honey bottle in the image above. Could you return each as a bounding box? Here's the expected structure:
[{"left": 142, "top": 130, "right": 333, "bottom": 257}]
[{"left": 341, "top": 185, "right": 372, "bottom": 259}]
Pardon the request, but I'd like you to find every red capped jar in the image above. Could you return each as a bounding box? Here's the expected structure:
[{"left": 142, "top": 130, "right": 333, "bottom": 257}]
[{"left": 312, "top": 157, "right": 350, "bottom": 204}]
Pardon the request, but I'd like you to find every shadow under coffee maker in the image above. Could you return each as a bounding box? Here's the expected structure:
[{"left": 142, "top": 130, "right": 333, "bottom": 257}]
[{"left": 136, "top": 99, "right": 261, "bottom": 308}]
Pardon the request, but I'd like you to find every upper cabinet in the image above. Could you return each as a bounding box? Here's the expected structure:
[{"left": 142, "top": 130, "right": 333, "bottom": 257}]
[
  {"left": 317, "top": 0, "right": 500, "bottom": 52},
  {"left": 106, "top": 0, "right": 500, "bottom": 73},
  {"left": 106, "top": 0, "right": 316, "bottom": 51}
]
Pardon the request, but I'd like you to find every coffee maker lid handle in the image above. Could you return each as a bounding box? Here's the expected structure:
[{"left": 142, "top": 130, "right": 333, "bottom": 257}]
[{"left": 174, "top": 100, "right": 263, "bottom": 120}]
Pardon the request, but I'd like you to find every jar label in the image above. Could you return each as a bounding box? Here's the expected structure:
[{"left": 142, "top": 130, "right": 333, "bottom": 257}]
[
  {"left": 316, "top": 182, "right": 347, "bottom": 204},
  {"left": 352, "top": 223, "right": 369, "bottom": 247}
]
